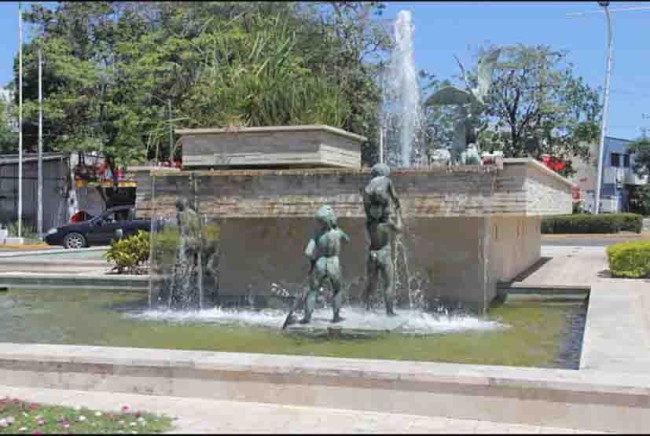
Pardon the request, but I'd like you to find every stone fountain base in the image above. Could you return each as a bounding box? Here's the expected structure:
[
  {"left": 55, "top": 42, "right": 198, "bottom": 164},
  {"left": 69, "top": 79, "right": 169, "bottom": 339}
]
[{"left": 135, "top": 157, "right": 573, "bottom": 313}]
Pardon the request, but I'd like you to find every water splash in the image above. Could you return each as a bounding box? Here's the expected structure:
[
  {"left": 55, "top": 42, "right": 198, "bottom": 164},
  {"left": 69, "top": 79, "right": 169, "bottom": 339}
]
[
  {"left": 128, "top": 306, "right": 507, "bottom": 335},
  {"left": 382, "top": 10, "right": 423, "bottom": 168},
  {"left": 393, "top": 234, "right": 424, "bottom": 310}
]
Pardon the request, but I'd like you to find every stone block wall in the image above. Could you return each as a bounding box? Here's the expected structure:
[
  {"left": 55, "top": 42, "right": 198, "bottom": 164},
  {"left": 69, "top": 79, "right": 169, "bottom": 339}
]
[{"left": 135, "top": 159, "right": 573, "bottom": 312}]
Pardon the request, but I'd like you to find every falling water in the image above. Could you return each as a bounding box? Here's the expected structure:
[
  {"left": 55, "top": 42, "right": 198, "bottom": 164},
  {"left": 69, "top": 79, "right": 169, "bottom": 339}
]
[
  {"left": 393, "top": 234, "right": 425, "bottom": 310},
  {"left": 382, "top": 10, "right": 423, "bottom": 168}
]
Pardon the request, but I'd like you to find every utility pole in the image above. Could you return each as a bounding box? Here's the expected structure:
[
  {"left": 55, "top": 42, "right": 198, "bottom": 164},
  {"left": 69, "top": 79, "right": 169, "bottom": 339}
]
[
  {"left": 567, "top": 2, "right": 650, "bottom": 214},
  {"left": 37, "top": 48, "right": 43, "bottom": 237},
  {"left": 17, "top": 2, "right": 23, "bottom": 238},
  {"left": 594, "top": 1, "right": 613, "bottom": 215}
]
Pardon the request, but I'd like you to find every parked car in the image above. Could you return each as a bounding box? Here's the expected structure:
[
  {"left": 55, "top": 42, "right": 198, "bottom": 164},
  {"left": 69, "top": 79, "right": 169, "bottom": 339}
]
[{"left": 45, "top": 205, "right": 152, "bottom": 249}]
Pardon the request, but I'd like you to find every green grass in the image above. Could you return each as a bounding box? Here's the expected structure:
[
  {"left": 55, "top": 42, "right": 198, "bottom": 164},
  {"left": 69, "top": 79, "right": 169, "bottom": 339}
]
[
  {"left": 0, "top": 289, "right": 581, "bottom": 369},
  {"left": 0, "top": 397, "right": 173, "bottom": 434}
]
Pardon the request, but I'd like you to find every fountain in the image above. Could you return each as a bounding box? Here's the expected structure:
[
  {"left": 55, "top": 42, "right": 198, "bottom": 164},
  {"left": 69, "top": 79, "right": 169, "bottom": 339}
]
[
  {"left": 133, "top": 12, "right": 575, "bottom": 335},
  {"left": 382, "top": 10, "right": 423, "bottom": 168}
]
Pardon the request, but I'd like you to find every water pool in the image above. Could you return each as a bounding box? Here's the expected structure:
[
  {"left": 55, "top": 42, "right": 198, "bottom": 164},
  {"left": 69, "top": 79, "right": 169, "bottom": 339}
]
[{"left": 0, "top": 288, "right": 586, "bottom": 369}]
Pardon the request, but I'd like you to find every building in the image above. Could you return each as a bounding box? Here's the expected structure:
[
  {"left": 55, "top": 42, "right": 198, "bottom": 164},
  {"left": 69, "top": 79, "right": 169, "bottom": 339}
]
[
  {"left": 0, "top": 152, "right": 71, "bottom": 232},
  {"left": 0, "top": 151, "right": 142, "bottom": 235},
  {"left": 571, "top": 136, "right": 647, "bottom": 213}
]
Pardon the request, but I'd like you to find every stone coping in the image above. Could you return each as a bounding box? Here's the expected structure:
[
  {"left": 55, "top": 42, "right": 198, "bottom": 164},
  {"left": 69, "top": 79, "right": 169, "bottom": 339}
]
[
  {"left": 136, "top": 157, "right": 574, "bottom": 191},
  {"left": 144, "top": 163, "right": 500, "bottom": 177},
  {"left": 175, "top": 124, "right": 368, "bottom": 143},
  {"left": 0, "top": 274, "right": 148, "bottom": 291},
  {"left": 506, "top": 157, "right": 577, "bottom": 190},
  {"left": 0, "top": 246, "right": 108, "bottom": 258},
  {"left": 1, "top": 342, "right": 649, "bottom": 402}
]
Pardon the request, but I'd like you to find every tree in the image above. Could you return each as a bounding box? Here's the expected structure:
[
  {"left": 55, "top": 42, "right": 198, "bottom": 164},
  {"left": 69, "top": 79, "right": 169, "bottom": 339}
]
[
  {"left": 628, "top": 136, "right": 650, "bottom": 177},
  {"left": 17, "top": 1, "right": 390, "bottom": 167},
  {"left": 473, "top": 44, "right": 601, "bottom": 175},
  {"left": 418, "top": 71, "right": 454, "bottom": 160},
  {"left": 0, "top": 93, "right": 18, "bottom": 153}
]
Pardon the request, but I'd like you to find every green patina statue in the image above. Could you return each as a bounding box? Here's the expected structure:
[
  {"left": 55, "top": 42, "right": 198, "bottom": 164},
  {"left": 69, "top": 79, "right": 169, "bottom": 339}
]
[
  {"left": 362, "top": 163, "right": 403, "bottom": 316},
  {"left": 424, "top": 48, "right": 502, "bottom": 165},
  {"left": 300, "top": 204, "right": 350, "bottom": 324}
]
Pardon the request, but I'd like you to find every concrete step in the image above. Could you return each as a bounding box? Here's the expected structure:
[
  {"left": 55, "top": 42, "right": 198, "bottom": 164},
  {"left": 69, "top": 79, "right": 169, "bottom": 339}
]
[
  {"left": 0, "top": 343, "right": 646, "bottom": 433},
  {"left": 0, "top": 384, "right": 589, "bottom": 434},
  {"left": 0, "top": 273, "right": 148, "bottom": 290}
]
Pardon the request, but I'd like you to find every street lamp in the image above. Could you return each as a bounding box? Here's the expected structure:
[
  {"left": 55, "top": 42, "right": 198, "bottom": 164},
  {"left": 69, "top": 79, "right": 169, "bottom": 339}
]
[{"left": 594, "top": 1, "right": 613, "bottom": 214}]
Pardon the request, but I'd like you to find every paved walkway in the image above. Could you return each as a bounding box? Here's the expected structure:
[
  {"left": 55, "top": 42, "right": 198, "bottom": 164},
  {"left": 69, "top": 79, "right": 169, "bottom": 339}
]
[
  {"left": 512, "top": 245, "right": 650, "bottom": 375},
  {"left": 0, "top": 385, "right": 596, "bottom": 434},
  {"left": 511, "top": 245, "right": 608, "bottom": 288}
]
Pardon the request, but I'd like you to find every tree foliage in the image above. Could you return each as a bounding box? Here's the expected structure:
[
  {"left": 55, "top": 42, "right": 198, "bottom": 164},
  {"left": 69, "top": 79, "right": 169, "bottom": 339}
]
[
  {"left": 479, "top": 45, "right": 601, "bottom": 172},
  {"left": 0, "top": 97, "right": 17, "bottom": 153},
  {"left": 15, "top": 1, "right": 389, "bottom": 166},
  {"left": 419, "top": 44, "right": 601, "bottom": 175},
  {"left": 628, "top": 136, "right": 650, "bottom": 178}
]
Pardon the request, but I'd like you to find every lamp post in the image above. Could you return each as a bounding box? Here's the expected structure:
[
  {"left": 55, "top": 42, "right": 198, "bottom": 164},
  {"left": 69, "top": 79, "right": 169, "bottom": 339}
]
[{"left": 594, "top": 1, "right": 613, "bottom": 214}]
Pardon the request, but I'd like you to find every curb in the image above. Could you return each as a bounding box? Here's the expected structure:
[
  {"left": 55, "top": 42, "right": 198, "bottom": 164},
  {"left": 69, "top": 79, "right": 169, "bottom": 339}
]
[
  {"left": 542, "top": 233, "right": 650, "bottom": 239},
  {"left": 0, "top": 246, "right": 109, "bottom": 258},
  {"left": 0, "top": 273, "right": 148, "bottom": 291}
]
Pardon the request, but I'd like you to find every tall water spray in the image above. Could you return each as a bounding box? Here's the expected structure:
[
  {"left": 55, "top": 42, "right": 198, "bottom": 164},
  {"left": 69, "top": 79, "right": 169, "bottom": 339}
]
[{"left": 382, "top": 10, "right": 423, "bottom": 168}]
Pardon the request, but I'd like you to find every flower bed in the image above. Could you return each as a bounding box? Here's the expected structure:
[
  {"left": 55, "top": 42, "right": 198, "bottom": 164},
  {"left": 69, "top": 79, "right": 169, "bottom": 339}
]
[{"left": 0, "top": 398, "right": 173, "bottom": 434}]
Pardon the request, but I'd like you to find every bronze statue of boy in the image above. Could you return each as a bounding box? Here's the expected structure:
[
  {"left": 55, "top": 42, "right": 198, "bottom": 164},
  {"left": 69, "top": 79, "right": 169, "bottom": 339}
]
[
  {"left": 362, "top": 163, "right": 403, "bottom": 316},
  {"left": 300, "top": 205, "right": 350, "bottom": 324}
]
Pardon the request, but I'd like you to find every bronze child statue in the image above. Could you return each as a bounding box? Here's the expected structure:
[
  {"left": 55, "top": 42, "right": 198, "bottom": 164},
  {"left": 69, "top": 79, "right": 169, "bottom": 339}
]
[
  {"left": 362, "top": 163, "right": 403, "bottom": 316},
  {"left": 301, "top": 204, "right": 350, "bottom": 324}
]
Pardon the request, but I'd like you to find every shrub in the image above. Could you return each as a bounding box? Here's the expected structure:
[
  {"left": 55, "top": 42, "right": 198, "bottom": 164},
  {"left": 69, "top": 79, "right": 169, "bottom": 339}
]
[
  {"left": 105, "top": 230, "right": 150, "bottom": 274},
  {"left": 542, "top": 213, "right": 643, "bottom": 234},
  {"left": 607, "top": 240, "right": 650, "bottom": 278}
]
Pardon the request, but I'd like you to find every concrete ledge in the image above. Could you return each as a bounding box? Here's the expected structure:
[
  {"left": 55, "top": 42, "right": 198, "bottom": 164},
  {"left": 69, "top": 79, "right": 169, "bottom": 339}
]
[
  {"left": 0, "top": 274, "right": 148, "bottom": 291},
  {"left": 0, "top": 343, "right": 647, "bottom": 432},
  {"left": 0, "top": 246, "right": 108, "bottom": 258}
]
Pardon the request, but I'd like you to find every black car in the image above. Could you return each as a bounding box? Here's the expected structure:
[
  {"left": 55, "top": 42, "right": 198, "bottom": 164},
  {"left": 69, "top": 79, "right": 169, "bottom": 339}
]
[{"left": 45, "top": 205, "right": 152, "bottom": 249}]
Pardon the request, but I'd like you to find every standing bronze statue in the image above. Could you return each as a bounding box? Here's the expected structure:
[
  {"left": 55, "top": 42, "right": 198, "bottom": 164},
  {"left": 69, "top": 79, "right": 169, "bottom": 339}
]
[
  {"left": 362, "top": 163, "right": 403, "bottom": 316},
  {"left": 299, "top": 205, "right": 350, "bottom": 324},
  {"left": 425, "top": 48, "right": 502, "bottom": 165}
]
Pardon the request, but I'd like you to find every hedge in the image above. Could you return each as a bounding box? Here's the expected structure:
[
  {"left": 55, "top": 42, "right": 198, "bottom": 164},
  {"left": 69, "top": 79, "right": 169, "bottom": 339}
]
[
  {"left": 606, "top": 240, "right": 650, "bottom": 278},
  {"left": 541, "top": 213, "right": 643, "bottom": 234}
]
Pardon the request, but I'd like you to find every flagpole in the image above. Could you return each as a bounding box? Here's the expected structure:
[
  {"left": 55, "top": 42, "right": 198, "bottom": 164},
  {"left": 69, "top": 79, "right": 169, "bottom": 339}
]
[
  {"left": 37, "top": 48, "right": 43, "bottom": 237},
  {"left": 17, "top": 1, "right": 23, "bottom": 239}
]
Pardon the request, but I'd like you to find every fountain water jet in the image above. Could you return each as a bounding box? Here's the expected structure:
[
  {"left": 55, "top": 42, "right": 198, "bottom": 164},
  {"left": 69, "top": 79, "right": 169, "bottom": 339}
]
[{"left": 382, "top": 10, "right": 423, "bottom": 168}]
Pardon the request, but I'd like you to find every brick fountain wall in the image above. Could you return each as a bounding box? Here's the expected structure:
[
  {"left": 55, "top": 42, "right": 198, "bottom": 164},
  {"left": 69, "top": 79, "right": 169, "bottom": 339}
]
[{"left": 134, "top": 159, "right": 573, "bottom": 312}]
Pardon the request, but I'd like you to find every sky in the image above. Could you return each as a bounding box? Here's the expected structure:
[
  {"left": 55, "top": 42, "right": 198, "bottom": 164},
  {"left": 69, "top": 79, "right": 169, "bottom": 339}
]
[{"left": 0, "top": 1, "right": 648, "bottom": 140}]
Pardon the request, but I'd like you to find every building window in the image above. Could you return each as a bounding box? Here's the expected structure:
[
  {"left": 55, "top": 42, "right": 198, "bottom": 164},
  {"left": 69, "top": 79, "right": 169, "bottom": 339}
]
[
  {"left": 623, "top": 154, "right": 630, "bottom": 168},
  {"left": 610, "top": 152, "right": 620, "bottom": 167}
]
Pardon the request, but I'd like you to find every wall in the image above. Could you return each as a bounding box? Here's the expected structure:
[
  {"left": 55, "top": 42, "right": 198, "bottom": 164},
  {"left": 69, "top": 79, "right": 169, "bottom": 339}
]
[
  {"left": 0, "top": 155, "right": 70, "bottom": 231},
  {"left": 214, "top": 216, "right": 488, "bottom": 310},
  {"left": 179, "top": 126, "right": 365, "bottom": 169},
  {"left": 487, "top": 216, "right": 541, "bottom": 289},
  {"left": 137, "top": 159, "right": 572, "bottom": 312},
  {"left": 136, "top": 159, "right": 573, "bottom": 219}
]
